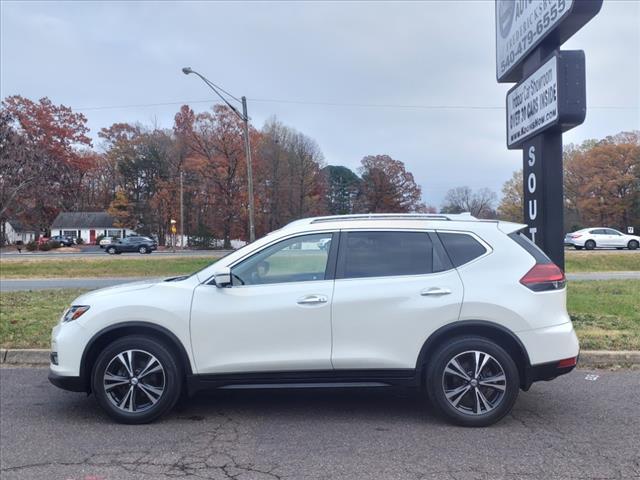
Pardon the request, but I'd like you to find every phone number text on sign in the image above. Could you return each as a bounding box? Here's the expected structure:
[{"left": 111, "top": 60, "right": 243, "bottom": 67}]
[
  {"left": 496, "top": 0, "right": 572, "bottom": 82},
  {"left": 507, "top": 56, "right": 558, "bottom": 148}
]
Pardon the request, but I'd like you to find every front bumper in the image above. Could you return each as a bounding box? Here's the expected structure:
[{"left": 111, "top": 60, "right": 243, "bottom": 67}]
[{"left": 48, "top": 370, "right": 87, "bottom": 392}]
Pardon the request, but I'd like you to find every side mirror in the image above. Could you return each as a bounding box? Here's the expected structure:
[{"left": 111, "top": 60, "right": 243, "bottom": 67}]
[{"left": 213, "top": 267, "right": 232, "bottom": 287}]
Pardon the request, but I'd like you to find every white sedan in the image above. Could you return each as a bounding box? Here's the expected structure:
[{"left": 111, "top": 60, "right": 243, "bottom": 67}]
[{"left": 564, "top": 228, "right": 640, "bottom": 250}]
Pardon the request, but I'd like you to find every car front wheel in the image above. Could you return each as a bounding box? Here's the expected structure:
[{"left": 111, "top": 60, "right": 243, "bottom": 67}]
[
  {"left": 628, "top": 240, "right": 639, "bottom": 250},
  {"left": 91, "top": 335, "right": 182, "bottom": 424},
  {"left": 426, "top": 336, "right": 519, "bottom": 427},
  {"left": 138, "top": 246, "right": 147, "bottom": 254}
]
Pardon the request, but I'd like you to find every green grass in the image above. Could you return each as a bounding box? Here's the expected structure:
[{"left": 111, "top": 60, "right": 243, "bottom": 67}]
[
  {"left": 0, "top": 256, "right": 219, "bottom": 279},
  {"left": 1, "top": 280, "right": 638, "bottom": 350},
  {"left": 0, "top": 289, "right": 88, "bottom": 349},
  {"left": 568, "top": 280, "right": 640, "bottom": 350},
  {"left": 0, "top": 251, "right": 637, "bottom": 279},
  {"left": 565, "top": 251, "right": 640, "bottom": 272}
]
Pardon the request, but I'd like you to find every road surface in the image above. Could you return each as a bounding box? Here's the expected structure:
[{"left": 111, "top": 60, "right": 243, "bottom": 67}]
[
  {"left": 0, "top": 248, "right": 231, "bottom": 258},
  {"left": 1, "top": 367, "right": 638, "bottom": 480}
]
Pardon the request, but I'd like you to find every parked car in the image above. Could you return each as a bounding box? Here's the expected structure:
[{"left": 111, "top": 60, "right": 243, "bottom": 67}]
[
  {"left": 104, "top": 236, "right": 157, "bottom": 254},
  {"left": 50, "top": 213, "right": 578, "bottom": 426},
  {"left": 99, "top": 237, "right": 115, "bottom": 249},
  {"left": 50, "top": 235, "right": 74, "bottom": 247},
  {"left": 564, "top": 228, "right": 640, "bottom": 250}
]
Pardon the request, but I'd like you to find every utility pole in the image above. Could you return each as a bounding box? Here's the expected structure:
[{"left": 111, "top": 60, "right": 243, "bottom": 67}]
[
  {"left": 242, "top": 96, "right": 256, "bottom": 242},
  {"left": 180, "top": 170, "right": 185, "bottom": 249},
  {"left": 181, "top": 67, "right": 256, "bottom": 243}
]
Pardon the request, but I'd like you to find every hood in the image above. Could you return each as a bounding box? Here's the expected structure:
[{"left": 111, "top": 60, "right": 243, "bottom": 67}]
[{"left": 73, "top": 278, "right": 162, "bottom": 304}]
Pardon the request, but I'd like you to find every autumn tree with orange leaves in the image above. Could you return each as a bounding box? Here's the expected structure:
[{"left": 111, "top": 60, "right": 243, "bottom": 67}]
[
  {"left": 564, "top": 131, "right": 639, "bottom": 229},
  {"left": 356, "top": 155, "right": 425, "bottom": 213}
]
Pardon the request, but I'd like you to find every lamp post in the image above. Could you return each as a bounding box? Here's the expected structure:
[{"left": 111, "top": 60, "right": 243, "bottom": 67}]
[{"left": 181, "top": 67, "right": 256, "bottom": 242}]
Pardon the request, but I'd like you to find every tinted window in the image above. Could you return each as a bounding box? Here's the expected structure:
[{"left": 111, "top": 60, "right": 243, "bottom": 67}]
[
  {"left": 438, "top": 232, "right": 488, "bottom": 267},
  {"left": 591, "top": 229, "right": 606, "bottom": 235},
  {"left": 232, "top": 233, "right": 332, "bottom": 286},
  {"left": 339, "top": 231, "right": 434, "bottom": 279},
  {"left": 605, "top": 229, "right": 621, "bottom": 236},
  {"left": 508, "top": 232, "right": 551, "bottom": 264}
]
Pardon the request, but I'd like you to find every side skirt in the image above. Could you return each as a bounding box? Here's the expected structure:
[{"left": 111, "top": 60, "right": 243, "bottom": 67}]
[{"left": 186, "top": 369, "right": 419, "bottom": 395}]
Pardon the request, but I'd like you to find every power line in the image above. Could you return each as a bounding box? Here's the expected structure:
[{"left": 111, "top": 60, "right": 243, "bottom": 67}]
[{"left": 72, "top": 97, "right": 639, "bottom": 112}]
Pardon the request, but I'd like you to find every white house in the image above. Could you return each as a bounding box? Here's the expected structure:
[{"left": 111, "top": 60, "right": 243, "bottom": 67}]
[
  {"left": 2, "top": 219, "right": 39, "bottom": 244},
  {"left": 50, "top": 212, "right": 135, "bottom": 245}
]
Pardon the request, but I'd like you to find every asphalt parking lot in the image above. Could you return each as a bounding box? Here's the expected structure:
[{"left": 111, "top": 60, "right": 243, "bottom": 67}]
[{"left": 1, "top": 367, "right": 639, "bottom": 480}]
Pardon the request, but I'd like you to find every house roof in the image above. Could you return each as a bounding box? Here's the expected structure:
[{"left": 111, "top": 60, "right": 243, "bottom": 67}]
[
  {"left": 51, "top": 212, "right": 115, "bottom": 229},
  {"left": 7, "top": 219, "right": 39, "bottom": 232}
]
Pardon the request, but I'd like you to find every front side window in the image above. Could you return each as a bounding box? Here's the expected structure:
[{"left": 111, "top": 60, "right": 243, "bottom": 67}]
[
  {"left": 338, "top": 231, "right": 435, "bottom": 279},
  {"left": 605, "top": 229, "right": 621, "bottom": 236},
  {"left": 231, "top": 233, "right": 333, "bottom": 286}
]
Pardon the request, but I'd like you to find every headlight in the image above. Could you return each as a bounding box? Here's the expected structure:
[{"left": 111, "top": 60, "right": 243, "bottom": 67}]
[{"left": 62, "top": 305, "right": 90, "bottom": 323}]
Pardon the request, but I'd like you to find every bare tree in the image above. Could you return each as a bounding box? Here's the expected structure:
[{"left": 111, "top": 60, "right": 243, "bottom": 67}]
[{"left": 442, "top": 186, "right": 497, "bottom": 218}]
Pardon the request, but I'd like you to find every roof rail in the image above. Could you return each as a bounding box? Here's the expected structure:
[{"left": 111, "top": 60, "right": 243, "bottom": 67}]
[{"left": 307, "top": 213, "right": 477, "bottom": 224}]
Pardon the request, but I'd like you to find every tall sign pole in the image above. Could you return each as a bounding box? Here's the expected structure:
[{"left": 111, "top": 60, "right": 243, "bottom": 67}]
[{"left": 496, "top": 0, "right": 602, "bottom": 270}]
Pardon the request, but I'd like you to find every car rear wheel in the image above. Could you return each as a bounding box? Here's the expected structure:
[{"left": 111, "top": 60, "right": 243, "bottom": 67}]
[
  {"left": 628, "top": 240, "right": 639, "bottom": 250},
  {"left": 585, "top": 240, "right": 596, "bottom": 250},
  {"left": 91, "top": 335, "right": 182, "bottom": 424},
  {"left": 426, "top": 336, "right": 519, "bottom": 427},
  {"left": 107, "top": 246, "right": 116, "bottom": 254}
]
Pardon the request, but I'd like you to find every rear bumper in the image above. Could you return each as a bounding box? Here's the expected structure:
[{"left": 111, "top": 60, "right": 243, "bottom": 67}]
[
  {"left": 48, "top": 370, "right": 87, "bottom": 393},
  {"left": 522, "top": 356, "right": 577, "bottom": 390}
]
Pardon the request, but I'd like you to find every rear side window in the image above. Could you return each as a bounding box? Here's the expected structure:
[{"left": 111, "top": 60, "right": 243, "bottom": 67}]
[
  {"left": 508, "top": 231, "right": 552, "bottom": 264},
  {"left": 438, "top": 232, "right": 488, "bottom": 267},
  {"left": 338, "top": 231, "right": 435, "bottom": 279}
]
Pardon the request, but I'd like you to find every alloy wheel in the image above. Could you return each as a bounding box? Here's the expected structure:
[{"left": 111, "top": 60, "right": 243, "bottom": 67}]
[
  {"left": 103, "top": 349, "right": 165, "bottom": 413},
  {"left": 442, "top": 350, "right": 507, "bottom": 416}
]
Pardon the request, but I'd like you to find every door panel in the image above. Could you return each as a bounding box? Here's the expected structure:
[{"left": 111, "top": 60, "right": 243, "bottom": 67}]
[
  {"left": 189, "top": 232, "right": 336, "bottom": 374},
  {"left": 331, "top": 271, "right": 463, "bottom": 369},
  {"left": 330, "top": 230, "right": 464, "bottom": 370},
  {"left": 190, "top": 281, "right": 334, "bottom": 373}
]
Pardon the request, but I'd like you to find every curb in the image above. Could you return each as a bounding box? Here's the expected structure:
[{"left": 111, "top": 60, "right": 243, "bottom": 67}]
[{"left": 1, "top": 348, "right": 639, "bottom": 368}]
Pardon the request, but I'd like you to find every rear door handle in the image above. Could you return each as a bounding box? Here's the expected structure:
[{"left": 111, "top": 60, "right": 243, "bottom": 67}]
[
  {"left": 297, "top": 294, "right": 328, "bottom": 305},
  {"left": 420, "top": 287, "right": 452, "bottom": 296}
]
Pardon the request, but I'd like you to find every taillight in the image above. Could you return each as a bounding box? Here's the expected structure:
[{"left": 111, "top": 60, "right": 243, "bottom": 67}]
[
  {"left": 570, "top": 234, "right": 582, "bottom": 239},
  {"left": 557, "top": 357, "right": 577, "bottom": 368},
  {"left": 520, "top": 263, "right": 566, "bottom": 292}
]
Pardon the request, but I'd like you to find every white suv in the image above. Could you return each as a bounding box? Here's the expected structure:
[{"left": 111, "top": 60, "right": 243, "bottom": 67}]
[{"left": 50, "top": 214, "right": 579, "bottom": 427}]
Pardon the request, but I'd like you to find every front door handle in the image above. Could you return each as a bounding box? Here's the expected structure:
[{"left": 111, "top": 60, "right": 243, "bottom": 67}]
[
  {"left": 420, "top": 287, "right": 452, "bottom": 296},
  {"left": 297, "top": 294, "right": 328, "bottom": 305}
]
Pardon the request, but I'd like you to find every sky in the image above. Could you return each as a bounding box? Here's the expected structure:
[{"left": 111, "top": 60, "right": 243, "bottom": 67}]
[{"left": 1, "top": 0, "right": 639, "bottom": 208}]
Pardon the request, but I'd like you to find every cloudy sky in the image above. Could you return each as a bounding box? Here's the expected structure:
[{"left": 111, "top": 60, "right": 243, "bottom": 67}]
[{"left": 1, "top": 0, "right": 638, "bottom": 208}]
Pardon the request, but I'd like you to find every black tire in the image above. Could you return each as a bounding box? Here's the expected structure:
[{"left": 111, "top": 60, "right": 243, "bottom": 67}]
[
  {"left": 138, "top": 245, "right": 147, "bottom": 254},
  {"left": 426, "top": 336, "right": 520, "bottom": 427},
  {"left": 573, "top": 246, "right": 583, "bottom": 250},
  {"left": 107, "top": 246, "right": 116, "bottom": 255},
  {"left": 585, "top": 240, "right": 596, "bottom": 250},
  {"left": 628, "top": 240, "right": 639, "bottom": 250},
  {"left": 91, "top": 335, "right": 182, "bottom": 424}
]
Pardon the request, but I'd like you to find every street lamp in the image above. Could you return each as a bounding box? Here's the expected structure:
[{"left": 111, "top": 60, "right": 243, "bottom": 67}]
[{"left": 181, "top": 67, "right": 256, "bottom": 243}]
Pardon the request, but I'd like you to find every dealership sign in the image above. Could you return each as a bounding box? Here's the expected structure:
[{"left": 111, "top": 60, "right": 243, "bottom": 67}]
[
  {"left": 496, "top": 0, "right": 602, "bottom": 83},
  {"left": 506, "top": 51, "right": 585, "bottom": 149}
]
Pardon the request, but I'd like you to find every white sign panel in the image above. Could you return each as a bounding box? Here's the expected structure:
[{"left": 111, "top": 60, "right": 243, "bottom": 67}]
[
  {"left": 507, "top": 56, "right": 558, "bottom": 148},
  {"left": 496, "top": 0, "right": 573, "bottom": 82}
]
